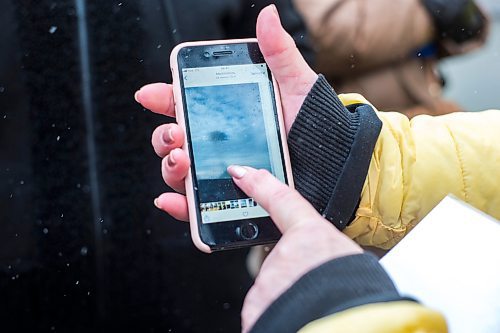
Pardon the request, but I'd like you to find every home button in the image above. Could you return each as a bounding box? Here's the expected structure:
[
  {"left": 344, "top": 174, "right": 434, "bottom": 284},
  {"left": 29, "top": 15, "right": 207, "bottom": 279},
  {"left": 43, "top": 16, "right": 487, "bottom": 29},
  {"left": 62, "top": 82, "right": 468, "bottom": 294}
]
[{"left": 237, "top": 222, "right": 259, "bottom": 240}]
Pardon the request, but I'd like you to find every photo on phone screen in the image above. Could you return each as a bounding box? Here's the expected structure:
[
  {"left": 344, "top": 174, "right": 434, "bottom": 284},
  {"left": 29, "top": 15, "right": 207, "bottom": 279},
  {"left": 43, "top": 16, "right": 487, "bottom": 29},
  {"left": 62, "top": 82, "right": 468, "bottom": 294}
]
[{"left": 181, "top": 61, "right": 286, "bottom": 224}]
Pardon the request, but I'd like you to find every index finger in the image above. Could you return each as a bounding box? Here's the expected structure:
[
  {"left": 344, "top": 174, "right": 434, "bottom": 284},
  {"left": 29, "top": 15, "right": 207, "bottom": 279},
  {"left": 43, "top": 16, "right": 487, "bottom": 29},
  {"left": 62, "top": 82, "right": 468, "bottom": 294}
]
[
  {"left": 227, "top": 166, "right": 321, "bottom": 233},
  {"left": 135, "top": 83, "right": 175, "bottom": 118}
]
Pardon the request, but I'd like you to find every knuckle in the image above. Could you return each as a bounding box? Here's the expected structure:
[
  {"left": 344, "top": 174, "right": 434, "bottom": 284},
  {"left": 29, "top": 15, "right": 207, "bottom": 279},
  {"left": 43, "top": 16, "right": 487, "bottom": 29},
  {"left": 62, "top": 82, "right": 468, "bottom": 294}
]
[
  {"left": 253, "top": 168, "right": 271, "bottom": 183},
  {"left": 269, "top": 185, "right": 293, "bottom": 206},
  {"left": 245, "top": 169, "right": 273, "bottom": 200},
  {"left": 274, "top": 242, "right": 291, "bottom": 258}
]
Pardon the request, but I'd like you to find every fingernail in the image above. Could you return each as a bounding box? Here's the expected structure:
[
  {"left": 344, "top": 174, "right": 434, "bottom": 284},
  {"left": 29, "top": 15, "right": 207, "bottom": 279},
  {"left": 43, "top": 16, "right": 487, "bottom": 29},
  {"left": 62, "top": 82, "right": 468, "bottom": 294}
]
[
  {"left": 269, "top": 4, "right": 281, "bottom": 24},
  {"left": 154, "top": 198, "right": 161, "bottom": 209},
  {"left": 228, "top": 165, "right": 247, "bottom": 179},
  {"left": 271, "top": 4, "right": 279, "bottom": 16},
  {"left": 162, "top": 128, "right": 175, "bottom": 145},
  {"left": 134, "top": 89, "right": 141, "bottom": 103},
  {"left": 167, "top": 151, "right": 176, "bottom": 167}
]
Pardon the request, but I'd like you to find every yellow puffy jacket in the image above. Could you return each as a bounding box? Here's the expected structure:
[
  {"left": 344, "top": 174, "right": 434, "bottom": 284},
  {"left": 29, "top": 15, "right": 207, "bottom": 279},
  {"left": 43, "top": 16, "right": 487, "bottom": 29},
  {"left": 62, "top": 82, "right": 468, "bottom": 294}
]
[
  {"left": 339, "top": 94, "right": 500, "bottom": 249},
  {"left": 300, "top": 301, "right": 447, "bottom": 333}
]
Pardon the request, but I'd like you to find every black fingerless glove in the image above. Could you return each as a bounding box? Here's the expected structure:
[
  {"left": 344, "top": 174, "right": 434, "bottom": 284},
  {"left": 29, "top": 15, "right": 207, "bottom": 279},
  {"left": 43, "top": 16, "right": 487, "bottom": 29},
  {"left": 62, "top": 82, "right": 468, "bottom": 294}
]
[
  {"left": 421, "top": 0, "right": 486, "bottom": 43},
  {"left": 288, "top": 75, "right": 382, "bottom": 230}
]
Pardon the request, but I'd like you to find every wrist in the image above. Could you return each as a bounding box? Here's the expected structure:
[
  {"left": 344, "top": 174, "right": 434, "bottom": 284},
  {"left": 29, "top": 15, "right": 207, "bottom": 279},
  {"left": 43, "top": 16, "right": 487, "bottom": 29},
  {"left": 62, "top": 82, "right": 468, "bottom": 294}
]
[{"left": 249, "top": 253, "right": 409, "bottom": 333}]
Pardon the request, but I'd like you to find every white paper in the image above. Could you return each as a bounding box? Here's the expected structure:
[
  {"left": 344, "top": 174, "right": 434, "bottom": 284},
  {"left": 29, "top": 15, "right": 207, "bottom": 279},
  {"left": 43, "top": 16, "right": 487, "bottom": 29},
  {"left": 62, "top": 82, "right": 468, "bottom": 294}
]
[{"left": 380, "top": 196, "right": 500, "bottom": 333}]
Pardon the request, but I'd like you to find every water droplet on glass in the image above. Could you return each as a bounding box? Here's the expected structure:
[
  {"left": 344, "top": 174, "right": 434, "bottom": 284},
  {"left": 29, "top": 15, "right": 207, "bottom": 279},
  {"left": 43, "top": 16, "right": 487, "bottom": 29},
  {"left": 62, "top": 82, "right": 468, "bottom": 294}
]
[
  {"left": 157, "top": 44, "right": 162, "bottom": 49},
  {"left": 43, "top": 228, "right": 49, "bottom": 234},
  {"left": 56, "top": 135, "right": 60, "bottom": 141},
  {"left": 251, "top": 3, "right": 255, "bottom": 7},
  {"left": 49, "top": 26, "right": 58, "bottom": 34},
  {"left": 75, "top": 280, "right": 79, "bottom": 285},
  {"left": 80, "top": 246, "right": 88, "bottom": 256},
  {"left": 223, "top": 302, "right": 231, "bottom": 310},
  {"left": 146, "top": 229, "right": 151, "bottom": 235},
  {"left": 118, "top": 2, "right": 122, "bottom": 6},
  {"left": 172, "top": 28, "right": 177, "bottom": 34},
  {"left": 20, "top": 180, "right": 24, "bottom": 185},
  {"left": 0, "top": 87, "right": 5, "bottom": 93}
]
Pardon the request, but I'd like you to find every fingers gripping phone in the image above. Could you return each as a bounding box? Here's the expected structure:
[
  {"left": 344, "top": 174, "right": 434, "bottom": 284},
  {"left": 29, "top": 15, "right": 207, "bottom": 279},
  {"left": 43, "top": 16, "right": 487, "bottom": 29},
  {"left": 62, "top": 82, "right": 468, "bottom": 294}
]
[{"left": 170, "top": 39, "right": 293, "bottom": 252}]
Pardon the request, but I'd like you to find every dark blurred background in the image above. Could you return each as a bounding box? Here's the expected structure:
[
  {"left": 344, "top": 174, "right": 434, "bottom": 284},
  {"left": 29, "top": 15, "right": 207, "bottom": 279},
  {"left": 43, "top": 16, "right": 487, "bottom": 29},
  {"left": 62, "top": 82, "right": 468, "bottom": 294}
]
[{"left": 0, "top": 0, "right": 312, "bottom": 332}]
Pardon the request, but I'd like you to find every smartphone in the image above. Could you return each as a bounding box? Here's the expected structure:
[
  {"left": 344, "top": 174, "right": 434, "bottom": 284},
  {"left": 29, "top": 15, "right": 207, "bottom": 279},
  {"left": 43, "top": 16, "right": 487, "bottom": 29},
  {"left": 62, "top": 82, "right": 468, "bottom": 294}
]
[{"left": 170, "top": 38, "right": 293, "bottom": 253}]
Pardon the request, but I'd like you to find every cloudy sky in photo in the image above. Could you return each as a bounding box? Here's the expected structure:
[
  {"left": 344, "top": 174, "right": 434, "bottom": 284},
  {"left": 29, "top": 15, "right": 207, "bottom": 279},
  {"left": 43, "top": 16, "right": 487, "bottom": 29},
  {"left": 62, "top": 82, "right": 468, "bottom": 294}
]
[{"left": 185, "top": 83, "right": 272, "bottom": 180}]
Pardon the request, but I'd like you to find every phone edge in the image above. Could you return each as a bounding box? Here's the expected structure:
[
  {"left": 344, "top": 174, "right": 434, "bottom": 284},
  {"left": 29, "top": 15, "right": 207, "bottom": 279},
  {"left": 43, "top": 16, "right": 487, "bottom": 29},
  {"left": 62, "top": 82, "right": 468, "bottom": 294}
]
[{"left": 169, "top": 38, "right": 294, "bottom": 253}]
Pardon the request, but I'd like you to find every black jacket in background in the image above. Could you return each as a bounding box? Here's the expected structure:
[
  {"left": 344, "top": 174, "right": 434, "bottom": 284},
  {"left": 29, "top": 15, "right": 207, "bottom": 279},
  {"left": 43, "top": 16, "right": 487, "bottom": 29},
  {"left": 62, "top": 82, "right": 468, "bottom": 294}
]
[{"left": 0, "top": 0, "right": 313, "bottom": 331}]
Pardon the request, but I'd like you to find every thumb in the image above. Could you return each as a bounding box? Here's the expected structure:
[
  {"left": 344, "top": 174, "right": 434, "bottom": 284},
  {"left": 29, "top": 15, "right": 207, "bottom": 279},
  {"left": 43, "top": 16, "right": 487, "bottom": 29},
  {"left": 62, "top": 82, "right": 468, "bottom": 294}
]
[
  {"left": 256, "top": 5, "right": 317, "bottom": 95},
  {"left": 227, "top": 165, "right": 321, "bottom": 233}
]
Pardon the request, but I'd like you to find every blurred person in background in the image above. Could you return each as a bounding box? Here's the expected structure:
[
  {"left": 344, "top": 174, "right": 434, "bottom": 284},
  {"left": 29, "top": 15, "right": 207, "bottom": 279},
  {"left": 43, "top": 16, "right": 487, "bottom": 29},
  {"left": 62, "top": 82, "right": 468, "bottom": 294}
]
[{"left": 294, "top": 0, "right": 489, "bottom": 117}]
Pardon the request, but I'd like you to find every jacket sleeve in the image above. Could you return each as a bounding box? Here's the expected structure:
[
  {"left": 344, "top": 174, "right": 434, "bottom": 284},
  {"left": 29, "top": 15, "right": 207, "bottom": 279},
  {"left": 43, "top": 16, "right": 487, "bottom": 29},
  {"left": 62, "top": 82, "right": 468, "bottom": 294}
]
[
  {"left": 293, "top": 0, "right": 435, "bottom": 77},
  {"left": 289, "top": 76, "right": 500, "bottom": 249},
  {"left": 249, "top": 253, "right": 448, "bottom": 333},
  {"left": 342, "top": 96, "right": 500, "bottom": 249}
]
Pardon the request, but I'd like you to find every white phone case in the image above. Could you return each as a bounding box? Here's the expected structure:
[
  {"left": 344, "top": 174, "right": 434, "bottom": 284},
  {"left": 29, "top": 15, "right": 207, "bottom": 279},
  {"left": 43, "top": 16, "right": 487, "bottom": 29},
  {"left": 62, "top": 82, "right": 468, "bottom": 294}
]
[{"left": 170, "top": 38, "right": 294, "bottom": 253}]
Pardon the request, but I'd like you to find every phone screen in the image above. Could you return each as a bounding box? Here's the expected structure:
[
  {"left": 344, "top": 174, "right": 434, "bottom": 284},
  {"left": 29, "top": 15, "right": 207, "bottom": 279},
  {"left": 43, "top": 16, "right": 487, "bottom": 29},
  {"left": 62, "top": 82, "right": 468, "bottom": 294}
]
[{"left": 181, "top": 60, "right": 286, "bottom": 224}]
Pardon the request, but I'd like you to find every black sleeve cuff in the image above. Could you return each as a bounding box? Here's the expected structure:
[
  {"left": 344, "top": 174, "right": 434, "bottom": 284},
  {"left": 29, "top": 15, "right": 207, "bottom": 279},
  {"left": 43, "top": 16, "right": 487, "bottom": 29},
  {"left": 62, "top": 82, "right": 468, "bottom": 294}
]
[
  {"left": 288, "top": 75, "right": 382, "bottom": 230},
  {"left": 249, "top": 253, "right": 411, "bottom": 333}
]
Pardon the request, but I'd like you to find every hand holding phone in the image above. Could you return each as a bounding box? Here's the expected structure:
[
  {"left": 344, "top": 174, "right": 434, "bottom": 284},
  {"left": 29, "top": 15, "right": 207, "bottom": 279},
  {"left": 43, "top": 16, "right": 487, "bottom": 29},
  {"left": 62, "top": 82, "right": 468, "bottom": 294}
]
[
  {"left": 135, "top": 5, "right": 317, "bottom": 251},
  {"left": 171, "top": 37, "right": 297, "bottom": 252},
  {"left": 225, "top": 166, "right": 362, "bottom": 332}
]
